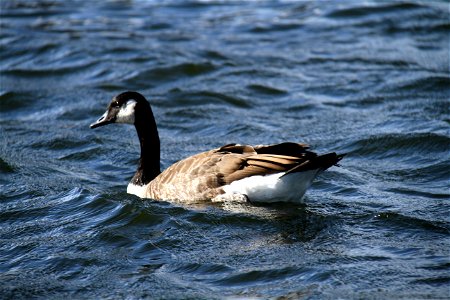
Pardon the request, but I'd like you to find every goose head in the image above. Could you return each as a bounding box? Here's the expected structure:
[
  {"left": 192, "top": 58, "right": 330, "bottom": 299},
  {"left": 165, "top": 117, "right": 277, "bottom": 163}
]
[
  {"left": 90, "top": 91, "right": 150, "bottom": 129},
  {"left": 90, "top": 91, "right": 161, "bottom": 182}
]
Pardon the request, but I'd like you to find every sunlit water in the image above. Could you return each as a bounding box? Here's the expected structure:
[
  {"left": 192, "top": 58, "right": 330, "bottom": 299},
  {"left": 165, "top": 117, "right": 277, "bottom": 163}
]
[{"left": 1, "top": 1, "right": 449, "bottom": 299}]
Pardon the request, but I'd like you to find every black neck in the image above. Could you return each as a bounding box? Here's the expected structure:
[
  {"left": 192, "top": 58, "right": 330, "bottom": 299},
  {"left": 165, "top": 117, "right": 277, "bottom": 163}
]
[{"left": 131, "top": 103, "right": 161, "bottom": 186}]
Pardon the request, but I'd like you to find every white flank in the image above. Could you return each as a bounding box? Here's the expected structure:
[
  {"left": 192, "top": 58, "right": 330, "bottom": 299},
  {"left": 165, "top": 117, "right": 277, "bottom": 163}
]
[
  {"left": 220, "top": 169, "right": 321, "bottom": 203},
  {"left": 127, "top": 182, "right": 148, "bottom": 198},
  {"left": 116, "top": 99, "right": 137, "bottom": 124}
]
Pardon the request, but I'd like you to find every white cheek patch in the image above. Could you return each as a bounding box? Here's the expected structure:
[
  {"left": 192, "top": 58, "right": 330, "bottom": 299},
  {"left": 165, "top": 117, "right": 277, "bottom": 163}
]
[{"left": 116, "top": 99, "right": 137, "bottom": 124}]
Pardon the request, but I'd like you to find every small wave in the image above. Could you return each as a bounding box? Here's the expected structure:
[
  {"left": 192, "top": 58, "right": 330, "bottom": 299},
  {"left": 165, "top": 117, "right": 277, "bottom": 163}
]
[
  {"left": 168, "top": 262, "right": 232, "bottom": 276},
  {"left": 96, "top": 83, "right": 130, "bottom": 91},
  {"left": 199, "top": 49, "right": 229, "bottom": 61},
  {"left": 373, "top": 212, "right": 449, "bottom": 235},
  {"left": 0, "top": 157, "right": 15, "bottom": 173},
  {"left": 247, "top": 84, "right": 288, "bottom": 95},
  {"left": 325, "top": 2, "right": 448, "bottom": 39},
  {"left": 385, "top": 187, "right": 449, "bottom": 200},
  {"left": 0, "top": 91, "right": 35, "bottom": 112},
  {"left": 3, "top": 63, "right": 94, "bottom": 77},
  {"left": 382, "top": 161, "right": 449, "bottom": 185},
  {"left": 249, "top": 22, "right": 303, "bottom": 33},
  {"left": 123, "top": 62, "right": 216, "bottom": 88},
  {"left": 392, "top": 75, "right": 450, "bottom": 93},
  {"left": 213, "top": 266, "right": 324, "bottom": 287},
  {"left": 1, "top": 1, "right": 68, "bottom": 17},
  {"left": 164, "top": 89, "right": 252, "bottom": 108},
  {"left": 326, "top": 3, "right": 424, "bottom": 19},
  {"left": 420, "top": 260, "right": 450, "bottom": 271},
  {"left": 304, "top": 56, "right": 412, "bottom": 68},
  {"left": 93, "top": 202, "right": 163, "bottom": 234},
  {"left": 62, "top": 147, "right": 106, "bottom": 163},
  {"left": 153, "top": 62, "right": 216, "bottom": 77},
  {"left": 30, "top": 137, "right": 90, "bottom": 151},
  {"left": 412, "top": 276, "right": 450, "bottom": 286},
  {"left": 343, "top": 133, "right": 450, "bottom": 158}
]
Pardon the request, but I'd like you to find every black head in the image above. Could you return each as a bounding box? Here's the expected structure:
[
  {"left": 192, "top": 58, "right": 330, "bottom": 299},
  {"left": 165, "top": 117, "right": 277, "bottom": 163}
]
[{"left": 90, "top": 91, "right": 149, "bottom": 129}]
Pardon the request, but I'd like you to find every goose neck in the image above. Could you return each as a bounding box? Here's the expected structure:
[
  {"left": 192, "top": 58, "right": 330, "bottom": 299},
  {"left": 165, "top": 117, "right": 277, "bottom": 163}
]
[{"left": 132, "top": 107, "right": 161, "bottom": 185}]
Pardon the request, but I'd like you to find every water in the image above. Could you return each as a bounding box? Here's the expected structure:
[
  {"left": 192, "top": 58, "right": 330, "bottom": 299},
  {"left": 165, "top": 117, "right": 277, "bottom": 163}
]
[{"left": 1, "top": 0, "right": 449, "bottom": 298}]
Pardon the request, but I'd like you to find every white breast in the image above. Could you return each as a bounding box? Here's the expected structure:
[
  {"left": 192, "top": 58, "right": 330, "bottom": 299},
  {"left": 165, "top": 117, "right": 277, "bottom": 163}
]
[{"left": 127, "top": 182, "right": 148, "bottom": 198}]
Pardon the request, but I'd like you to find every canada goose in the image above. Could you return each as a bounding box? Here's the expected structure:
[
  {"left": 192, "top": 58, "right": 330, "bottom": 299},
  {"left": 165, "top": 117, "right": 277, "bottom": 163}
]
[{"left": 90, "top": 91, "right": 345, "bottom": 203}]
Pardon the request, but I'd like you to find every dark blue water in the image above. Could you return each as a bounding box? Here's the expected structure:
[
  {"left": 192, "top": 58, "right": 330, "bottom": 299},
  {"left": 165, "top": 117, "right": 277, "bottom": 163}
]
[{"left": 1, "top": 0, "right": 449, "bottom": 299}]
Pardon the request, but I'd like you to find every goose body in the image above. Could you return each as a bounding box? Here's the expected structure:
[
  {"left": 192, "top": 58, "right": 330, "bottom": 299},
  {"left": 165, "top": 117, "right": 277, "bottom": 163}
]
[{"left": 91, "top": 91, "right": 345, "bottom": 203}]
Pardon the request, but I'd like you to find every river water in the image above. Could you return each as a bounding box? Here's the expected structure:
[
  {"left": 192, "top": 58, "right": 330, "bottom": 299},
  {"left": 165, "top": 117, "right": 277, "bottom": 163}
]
[{"left": 1, "top": 0, "right": 449, "bottom": 299}]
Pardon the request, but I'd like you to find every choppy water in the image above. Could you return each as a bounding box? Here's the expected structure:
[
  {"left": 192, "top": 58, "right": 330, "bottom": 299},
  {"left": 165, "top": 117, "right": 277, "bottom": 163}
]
[{"left": 1, "top": 0, "right": 449, "bottom": 299}]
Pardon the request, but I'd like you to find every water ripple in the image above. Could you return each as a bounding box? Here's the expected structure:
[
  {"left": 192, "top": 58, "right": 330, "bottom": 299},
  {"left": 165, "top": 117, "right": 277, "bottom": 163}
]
[{"left": 1, "top": 0, "right": 449, "bottom": 299}]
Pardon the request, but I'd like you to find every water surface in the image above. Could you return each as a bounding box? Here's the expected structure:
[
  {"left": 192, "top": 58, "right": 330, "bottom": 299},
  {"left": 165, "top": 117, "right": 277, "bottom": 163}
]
[{"left": 1, "top": 0, "right": 449, "bottom": 299}]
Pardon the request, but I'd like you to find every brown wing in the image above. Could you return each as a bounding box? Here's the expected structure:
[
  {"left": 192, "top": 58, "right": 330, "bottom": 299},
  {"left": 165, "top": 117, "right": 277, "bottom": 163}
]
[{"left": 215, "top": 143, "right": 318, "bottom": 184}]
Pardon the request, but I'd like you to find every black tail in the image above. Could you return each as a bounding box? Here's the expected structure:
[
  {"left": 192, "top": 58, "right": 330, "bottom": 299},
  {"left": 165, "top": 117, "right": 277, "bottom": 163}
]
[{"left": 283, "top": 152, "right": 346, "bottom": 176}]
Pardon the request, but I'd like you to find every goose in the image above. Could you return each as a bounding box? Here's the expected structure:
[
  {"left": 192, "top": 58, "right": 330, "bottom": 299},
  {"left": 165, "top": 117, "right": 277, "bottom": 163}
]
[{"left": 90, "top": 91, "right": 345, "bottom": 203}]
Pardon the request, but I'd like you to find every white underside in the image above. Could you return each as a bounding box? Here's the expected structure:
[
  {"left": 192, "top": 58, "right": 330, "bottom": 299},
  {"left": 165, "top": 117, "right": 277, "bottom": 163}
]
[{"left": 215, "top": 169, "right": 321, "bottom": 203}]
